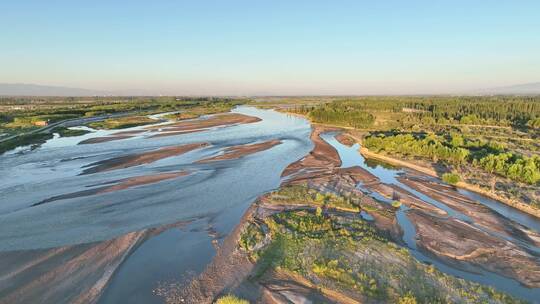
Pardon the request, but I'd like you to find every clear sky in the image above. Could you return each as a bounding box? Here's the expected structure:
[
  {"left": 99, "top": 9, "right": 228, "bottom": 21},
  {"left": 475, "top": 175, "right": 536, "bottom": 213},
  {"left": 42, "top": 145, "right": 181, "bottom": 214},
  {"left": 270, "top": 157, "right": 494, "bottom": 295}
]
[{"left": 1, "top": 1, "right": 539, "bottom": 95}]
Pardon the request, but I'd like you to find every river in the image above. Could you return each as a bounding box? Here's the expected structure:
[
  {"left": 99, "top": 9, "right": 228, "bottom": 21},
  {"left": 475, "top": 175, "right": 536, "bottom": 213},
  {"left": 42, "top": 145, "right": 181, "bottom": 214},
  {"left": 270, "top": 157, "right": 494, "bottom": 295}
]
[{"left": 0, "top": 106, "right": 312, "bottom": 304}]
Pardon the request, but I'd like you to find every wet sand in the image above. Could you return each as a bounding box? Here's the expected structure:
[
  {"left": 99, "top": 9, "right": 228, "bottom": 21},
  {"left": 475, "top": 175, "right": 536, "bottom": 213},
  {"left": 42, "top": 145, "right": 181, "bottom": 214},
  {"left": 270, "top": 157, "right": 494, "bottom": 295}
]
[
  {"left": 79, "top": 112, "right": 260, "bottom": 143},
  {"left": 409, "top": 210, "right": 540, "bottom": 288},
  {"left": 146, "top": 113, "right": 261, "bottom": 132},
  {"left": 33, "top": 171, "right": 188, "bottom": 206},
  {"left": 148, "top": 129, "right": 204, "bottom": 138},
  {"left": 281, "top": 126, "right": 342, "bottom": 179},
  {"left": 81, "top": 143, "right": 208, "bottom": 175},
  {"left": 335, "top": 133, "right": 355, "bottom": 147},
  {"left": 197, "top": 140, "right": 281, "bottom": 163},
  {"left": 399, "top": 174, "right": 540, "bottom": 245},
  {"left": 78, "top": 135, "right": 134, "bottom": 145},
  {"left": 0, "top": 221, "right": 191, "bottom": 304},
  {"left": 111, "top": 130, "right": 147, "bottom": 136}
]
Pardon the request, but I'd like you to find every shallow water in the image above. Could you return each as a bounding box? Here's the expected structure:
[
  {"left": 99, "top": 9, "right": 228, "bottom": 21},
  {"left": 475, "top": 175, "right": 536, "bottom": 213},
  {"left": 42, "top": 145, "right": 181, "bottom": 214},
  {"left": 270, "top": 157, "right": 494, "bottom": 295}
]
[
  {"left": 0, "top": 107, "right": 312, "bottom": 303},
  {"left": 0, "top": 107, "right": 312, "bottom": 250},
  {"left": 321, "top": 132, "right": 540, "bottom": 302}
]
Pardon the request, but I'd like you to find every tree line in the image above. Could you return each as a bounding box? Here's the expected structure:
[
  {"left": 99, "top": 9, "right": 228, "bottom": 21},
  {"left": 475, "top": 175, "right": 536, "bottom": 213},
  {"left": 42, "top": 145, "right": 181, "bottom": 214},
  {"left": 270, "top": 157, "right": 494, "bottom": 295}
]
[
  {"left": 292, "top": 96, "right": 540, "bottom": 129},
  {"left": 363, "top": 132, "right": 540, "bottom": 185}
]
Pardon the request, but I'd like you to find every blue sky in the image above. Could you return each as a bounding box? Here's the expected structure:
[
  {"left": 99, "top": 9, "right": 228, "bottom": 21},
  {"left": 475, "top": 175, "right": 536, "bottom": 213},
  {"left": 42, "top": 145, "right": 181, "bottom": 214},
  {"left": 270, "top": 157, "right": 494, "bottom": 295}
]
[{"left": 1, "top": 1, "right": 539, "bottom": 95}]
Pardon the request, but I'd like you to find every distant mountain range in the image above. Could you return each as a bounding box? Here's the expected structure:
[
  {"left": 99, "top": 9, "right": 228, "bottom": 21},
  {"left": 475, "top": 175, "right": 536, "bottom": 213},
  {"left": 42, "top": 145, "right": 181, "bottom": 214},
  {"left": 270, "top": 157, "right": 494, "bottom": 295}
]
[
  {"left": 478, "top": 82, "right": 540, "bottom": 95},
  {"left": 1, "top": 82, "right": 540, "bottom": 97},
  {"left": 0, "top": 83, "right": 108, "bottom": 96}
]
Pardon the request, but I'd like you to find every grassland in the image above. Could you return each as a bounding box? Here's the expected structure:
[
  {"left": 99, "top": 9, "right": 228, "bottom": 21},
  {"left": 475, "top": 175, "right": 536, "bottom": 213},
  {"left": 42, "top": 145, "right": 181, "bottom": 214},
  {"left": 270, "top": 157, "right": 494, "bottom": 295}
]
[{"left": 88, "top": 116, "right": 156, "bottom": 129}]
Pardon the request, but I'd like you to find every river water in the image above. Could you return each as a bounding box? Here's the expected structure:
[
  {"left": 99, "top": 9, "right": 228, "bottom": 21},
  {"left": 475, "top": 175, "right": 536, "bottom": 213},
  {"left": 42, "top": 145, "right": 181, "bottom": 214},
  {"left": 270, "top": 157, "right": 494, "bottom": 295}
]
[
  {"left": 321, "top": 132, "right": 540, "bottom": 302},
  {"left": 0, "top": 107, "right": 312, "bottom": 303}
]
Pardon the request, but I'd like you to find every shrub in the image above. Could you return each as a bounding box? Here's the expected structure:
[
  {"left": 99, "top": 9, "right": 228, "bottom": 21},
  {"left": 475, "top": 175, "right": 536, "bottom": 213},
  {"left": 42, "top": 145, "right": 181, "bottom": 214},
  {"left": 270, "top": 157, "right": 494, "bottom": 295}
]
[
  {"left": 215, "top": 295, "right": 249, "bottom": 304},
  {"left": 442, "top": 173, "right": 460, "bottom": 185},
  {"left": 397, "top": 292, "right": 417, "bottom": 304}
]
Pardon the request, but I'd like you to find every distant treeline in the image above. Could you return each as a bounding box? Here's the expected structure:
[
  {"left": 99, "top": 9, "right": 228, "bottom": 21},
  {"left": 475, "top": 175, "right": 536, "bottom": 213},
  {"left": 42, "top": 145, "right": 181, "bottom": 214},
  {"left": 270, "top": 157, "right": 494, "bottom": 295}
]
[
  {"left": 292, "top": 96, "right": 540, "bottom": 129},
  {"left": 308, "top": 105, "right": 375, "bottom": 128}
]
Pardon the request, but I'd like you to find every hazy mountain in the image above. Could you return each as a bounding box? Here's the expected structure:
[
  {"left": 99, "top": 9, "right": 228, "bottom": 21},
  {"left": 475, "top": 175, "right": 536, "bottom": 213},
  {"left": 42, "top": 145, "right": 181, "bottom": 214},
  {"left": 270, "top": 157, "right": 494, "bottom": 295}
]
[
  {"left": 481, "top": 82, "right": 540, "bottom": 95},
  {"left": 0, "top": 83, "right": 108, "bottom": 96}
]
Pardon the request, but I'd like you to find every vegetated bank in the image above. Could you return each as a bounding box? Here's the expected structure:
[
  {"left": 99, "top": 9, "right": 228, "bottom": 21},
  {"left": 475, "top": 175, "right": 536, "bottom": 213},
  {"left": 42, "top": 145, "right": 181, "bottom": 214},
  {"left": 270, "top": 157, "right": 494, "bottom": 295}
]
[
  {"left": 285, "top": 96, "right": 540, "bottom": 214},
  {"left": 0, "top": 97, "right": 248, "bottom": 153}
]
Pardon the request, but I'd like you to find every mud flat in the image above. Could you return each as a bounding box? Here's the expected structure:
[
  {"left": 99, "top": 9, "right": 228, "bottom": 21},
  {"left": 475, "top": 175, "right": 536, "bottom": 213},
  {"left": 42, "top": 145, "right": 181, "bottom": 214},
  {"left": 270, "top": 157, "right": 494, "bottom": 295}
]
[
  {"left": 197, "top": 140, "right": 281, "bottom": 163},
  {"left": 399, "top": 174, "right": 540, "bottom": 246},
  {"left": 281, "top": 126, "right": 342, "bottom": 180},
  {"left": 335, "top": 133, "right": 356, "bottom": 147},
  {"left": 408, "top": 210, "right": 540, "bottom": 288},
  {"left": 148, "top": 129, "right": 203, "bottom": 138},
  {"left": 78, "top": 129, "right": 148, "bottom": 144},
  {"left": 146, "top": 113, "right": 261, "bottom": 138},
  {"left": 33, "top": 171, "right": 188, "bottom": 206},
  {"left": 0, "top": 220, "right": 192, "bottom": 304},
  {"left": 111, "top": 130, "right": 147, "bottom": 136},
  {"left": 78, "top": 135, "right": 135, "bottom": 145},
  {"left": 80, "top": 143, "right": 208, "bottom": 175},
  {"left": 0, "top": 231, "right": 145, "bottom": 304}
]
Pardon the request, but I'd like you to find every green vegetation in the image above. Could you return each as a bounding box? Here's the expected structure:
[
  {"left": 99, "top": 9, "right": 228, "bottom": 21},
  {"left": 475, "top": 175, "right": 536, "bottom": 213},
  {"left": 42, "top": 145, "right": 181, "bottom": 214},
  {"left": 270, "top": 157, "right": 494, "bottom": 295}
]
[
  {"left": 164, "top": 101, "right": 241, "bottom": 121},
  {"left": 88, "top": 116, "right": 156, "bottom": 130},
  {"left": 240, "top": 209, "right": 522, "bottom": 303},
  {"left": 54, "top": 127, "right": 91, "bottom": 137},
  {"left": 442, "top": 173, "right": 461, "bottom": 185},
  {"left": 364, "top": 132, "right": 540, "bottom": 185},
  {"left": 398, "top": 292, "right": 418, "bottom": 304},
  {"left": 292, "top": 96, "right": 540, "bottom": 130},
  {"left": 266, "top": 185, "right": 360, "bottom": 212},
  {"left": 0, "top": 133, "right": 53, "bottom": 154},
  {"left": 527, "top": 117, "right": 540, "bottom": 129},
  {"left": 1, "top": 97, "right": 247, "bottom": 134},
  {"left": 307, "top": 104, "right": 375, "bottom": 128},
  {"left": 4, "top": 114, "right": 79, "bottom": 129},
  {"left": 214, "top": 295, "right": 249, "bottom": 304},
  {"left": 391, "top": 200, "right": 402, "bottom": 208}
]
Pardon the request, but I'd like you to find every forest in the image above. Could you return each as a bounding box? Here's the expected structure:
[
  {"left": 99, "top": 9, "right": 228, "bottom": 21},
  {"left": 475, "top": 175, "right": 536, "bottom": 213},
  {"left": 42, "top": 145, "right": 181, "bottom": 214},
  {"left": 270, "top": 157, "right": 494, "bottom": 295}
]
[
  {"left": 291, "top": 96, "right": 540, "bottom": 130},
  {"left": 363, "top": 132, "right": 540, "bottom": 185}
]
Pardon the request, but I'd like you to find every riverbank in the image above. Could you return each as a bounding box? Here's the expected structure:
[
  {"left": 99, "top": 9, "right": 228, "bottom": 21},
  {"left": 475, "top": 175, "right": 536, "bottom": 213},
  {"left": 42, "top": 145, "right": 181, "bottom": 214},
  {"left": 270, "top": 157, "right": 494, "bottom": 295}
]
[
  {"left": 286, "top": 110, "right": 540, "bottom": 219},
  {"left": 357, "top": 142, "right": 540, "bottom": 219},
  {"left": 166, "top": 126, "right": 538, "bottom": 303}
]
